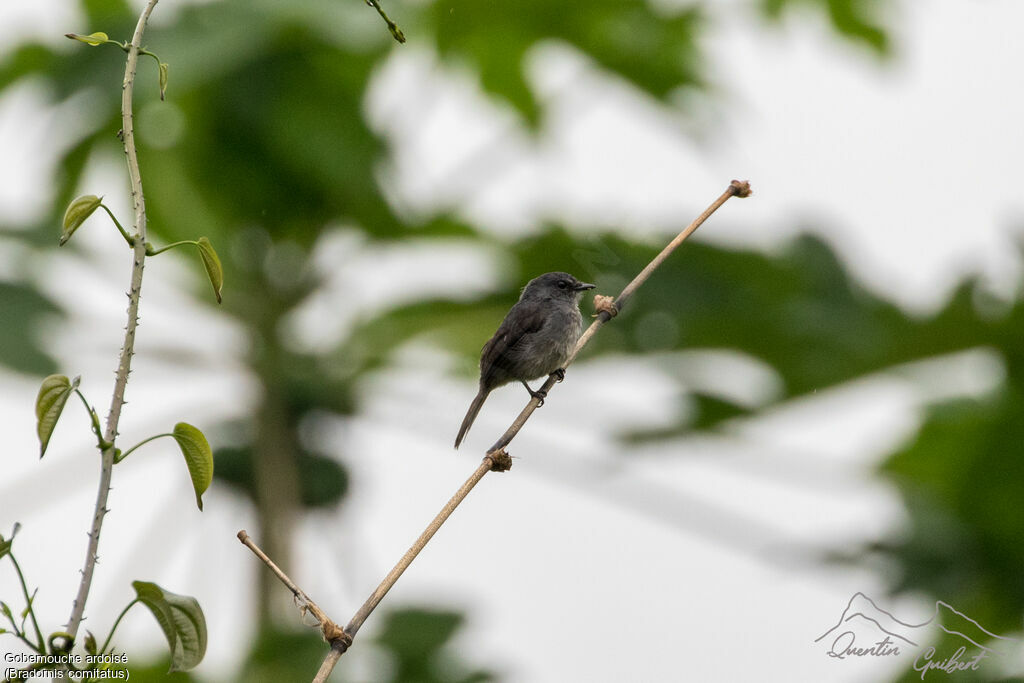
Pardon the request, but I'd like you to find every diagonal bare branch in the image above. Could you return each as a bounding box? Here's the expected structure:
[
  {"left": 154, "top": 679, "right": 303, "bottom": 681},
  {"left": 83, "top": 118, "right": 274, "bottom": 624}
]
[{"left": 241, "top": 179, "right": 751, "bottom": 682}]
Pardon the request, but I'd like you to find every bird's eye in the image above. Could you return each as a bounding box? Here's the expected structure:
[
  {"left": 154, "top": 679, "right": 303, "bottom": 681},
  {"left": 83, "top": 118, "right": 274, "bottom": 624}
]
[{"left": 558, "top": 280, "right": 569, "bottom": 289}]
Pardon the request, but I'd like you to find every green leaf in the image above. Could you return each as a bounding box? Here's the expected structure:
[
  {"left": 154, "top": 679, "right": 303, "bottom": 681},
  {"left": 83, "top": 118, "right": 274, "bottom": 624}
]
[
  {"left": 67, "top": 32, "right": 111, "bottom": 47},
  {"left": 0, "top": 602, "right": 11, "bottom": 620},
  {"left": 131, "top": 581, "right": 207, "bottom": 672},
  {"left": 20, "top": 589, "right": 36, "bottom": 620},
  {"left": 158, "top": 62, "right": 169, "bottom": 100},
  {"left": 172, "top": 423, "right": 214, "bottom": 510},
  {"left": 60, "top": 194, "right": 103, "bottom": 246},
  {"left": 35, "top": 374, "right": 79, "bottom": 458},
  {"left": 0, "top": 524, "right": 15, "bottom": 559},
  {"left": 195, "top": 237, "right": 223, "bottom": 304},
  {"left": 84, "top": 630, "right": 97, "bottom": 656}
]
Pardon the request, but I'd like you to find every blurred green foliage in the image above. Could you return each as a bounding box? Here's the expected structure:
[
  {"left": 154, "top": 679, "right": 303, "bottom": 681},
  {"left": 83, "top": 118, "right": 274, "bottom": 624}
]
[
  {"left": 215, "top": 444, "right": 348, "bottom": 509},
  {"left": 426, "top": 0, "right": 703, "bottom": 124},
  {"left": 374, "top": 608, "right": 495, "bottom": 683},
  {"left": 3, "top": 0, "right": 1020, "bottom": 680},
  {"left": 760, "top": 0, "right": 890, "bottom": 53},
  {"left": 0, "top": 282, "right": 59, "bottom": 375},
  {"left": 127, "top": 608, "right": 492, "bottom": 682}
]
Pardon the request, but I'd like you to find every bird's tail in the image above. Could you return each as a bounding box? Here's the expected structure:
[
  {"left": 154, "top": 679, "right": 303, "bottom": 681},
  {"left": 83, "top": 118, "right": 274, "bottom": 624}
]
[{"left": 455, "top": 387, "right": 490, "bottom": 449}]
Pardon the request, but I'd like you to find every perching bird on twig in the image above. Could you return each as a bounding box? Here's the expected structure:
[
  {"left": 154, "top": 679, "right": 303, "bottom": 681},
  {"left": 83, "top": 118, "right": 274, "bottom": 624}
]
[{"left": 455, "top": 271, "right": 595, "bottom": 449}]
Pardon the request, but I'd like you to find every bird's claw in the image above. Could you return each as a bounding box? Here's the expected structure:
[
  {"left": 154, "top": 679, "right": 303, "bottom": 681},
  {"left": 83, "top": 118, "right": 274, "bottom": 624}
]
[
  {"left": 529, "top": 388, "right": 547, "bottom": 406},
  {"left": 553, "top": 368, "right": 566, "bottom": 382}
]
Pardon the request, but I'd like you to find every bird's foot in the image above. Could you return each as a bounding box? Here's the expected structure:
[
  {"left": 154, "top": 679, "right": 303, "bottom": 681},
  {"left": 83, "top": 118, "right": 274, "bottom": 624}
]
[
  {"left": 521, "top": 381, "right": 547, "bottom": 406},
  {"left": 552, "top": 368, "right": 566, "bottom": 382}
]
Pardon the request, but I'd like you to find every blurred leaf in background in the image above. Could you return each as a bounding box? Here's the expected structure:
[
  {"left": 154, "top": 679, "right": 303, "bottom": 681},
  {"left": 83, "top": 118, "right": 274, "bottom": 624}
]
[
  {"left": 0, "top": 282, "right": 59, "bottom": 375},
  {"left": 125, "top": 608, "right": 493, "bottom": 682},
  {"left": 374, "top": 608, "right": 496, "bottom": 683}
]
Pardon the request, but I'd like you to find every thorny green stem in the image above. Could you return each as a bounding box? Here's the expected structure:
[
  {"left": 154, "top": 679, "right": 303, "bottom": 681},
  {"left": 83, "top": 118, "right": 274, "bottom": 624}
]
[
  {"left": 113, "top": 39, "right": 163, "bottom": 64},
  {"left": 64, "top": 0, "right": 161, "bottom": 647}
]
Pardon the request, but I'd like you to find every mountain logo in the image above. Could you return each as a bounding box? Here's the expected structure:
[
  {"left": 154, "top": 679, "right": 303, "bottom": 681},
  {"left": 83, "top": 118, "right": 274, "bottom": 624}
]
[{"left": 815, "top": 592, "right": 1015, "bottom": 678}]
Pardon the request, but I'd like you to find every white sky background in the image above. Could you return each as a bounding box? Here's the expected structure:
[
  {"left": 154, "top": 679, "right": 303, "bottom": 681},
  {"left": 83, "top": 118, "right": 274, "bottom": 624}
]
[{"left": 2, "top": 1, "right": 1024, "bottom": 682}]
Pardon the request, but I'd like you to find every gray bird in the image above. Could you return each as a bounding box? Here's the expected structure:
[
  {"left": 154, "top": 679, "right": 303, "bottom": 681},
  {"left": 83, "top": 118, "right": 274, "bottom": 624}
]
[{"left": 455, "top": 271, "right": 595, "bottom": 449}]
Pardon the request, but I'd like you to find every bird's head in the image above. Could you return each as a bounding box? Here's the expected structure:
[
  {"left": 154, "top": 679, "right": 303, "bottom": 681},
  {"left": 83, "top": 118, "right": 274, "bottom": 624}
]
[{"left": 520, "top": 271, "right": 595, "bottom": 303}]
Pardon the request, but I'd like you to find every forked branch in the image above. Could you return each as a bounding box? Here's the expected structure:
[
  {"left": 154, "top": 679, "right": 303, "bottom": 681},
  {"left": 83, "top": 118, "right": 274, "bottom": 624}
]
[{"left": 241, "top": 180, "right": 752, "bottom": 682}]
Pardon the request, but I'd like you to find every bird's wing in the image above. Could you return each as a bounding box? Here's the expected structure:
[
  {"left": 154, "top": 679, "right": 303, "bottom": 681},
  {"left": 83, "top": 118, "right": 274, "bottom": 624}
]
[{"left": 479, "top": 302, "right": 546, "bottom": 385}]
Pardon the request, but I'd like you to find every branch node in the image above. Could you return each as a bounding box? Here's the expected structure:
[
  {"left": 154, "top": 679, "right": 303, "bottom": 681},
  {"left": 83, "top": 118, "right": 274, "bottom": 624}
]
[
  {"left": 729, "top": 179, "right": 753, "bottom": 198},
  {"left": 323, "top": 622, "right": 352, "bottom": 649},
  {"left": 591, "top": 294, "right": 619, "bottom": 319},
  {"left": 485, "top": 450, "right": 513, "bottom": 472}
]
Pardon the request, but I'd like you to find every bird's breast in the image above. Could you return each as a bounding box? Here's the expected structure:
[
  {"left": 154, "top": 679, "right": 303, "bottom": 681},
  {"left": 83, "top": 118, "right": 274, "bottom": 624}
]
[{"left": 518, "top": 306, "right": 582, "bottom": 380}]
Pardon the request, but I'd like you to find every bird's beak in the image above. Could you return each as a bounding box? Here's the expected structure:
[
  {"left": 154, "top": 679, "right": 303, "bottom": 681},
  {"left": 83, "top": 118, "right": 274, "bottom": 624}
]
[{"left": 574, "top": 282, "right": 596, "bottom": 291}]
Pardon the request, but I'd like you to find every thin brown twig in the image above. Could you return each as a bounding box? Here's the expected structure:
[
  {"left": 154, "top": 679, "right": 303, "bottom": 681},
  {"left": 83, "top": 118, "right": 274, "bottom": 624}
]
[
  {"left": 342, "top": 451, "right": 511, "bottom": 640},
  {"left": 244, "top": 180, "right": 750, "bottom": 682},
  {"left": 312, "top": 645, "right": 344, "bottom": 683},
  {"left": 65, "top": 0, "right": 160, "bottom": 643},
  {"left": 236, "top": 532, "right": 348, "bottom": 651},
  {"left": 489, "top": 179, "right": 751, "bottom": 453}
]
